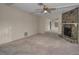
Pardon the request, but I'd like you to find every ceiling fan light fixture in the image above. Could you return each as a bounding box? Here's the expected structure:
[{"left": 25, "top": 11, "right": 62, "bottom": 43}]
[{"left": 44, "top": 10, "right": 48, "bottom": 13}]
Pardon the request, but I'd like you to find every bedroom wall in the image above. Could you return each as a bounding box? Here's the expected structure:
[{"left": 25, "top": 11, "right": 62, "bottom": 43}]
[
  {"left": 38, "top": 9, "right": 62, "bottom": 34},
  {"left": 38, "top": 16, "right": 50, "bottom": 33},
  {"left": 0, "top": 5, "right": 39, "bottom": 44}
]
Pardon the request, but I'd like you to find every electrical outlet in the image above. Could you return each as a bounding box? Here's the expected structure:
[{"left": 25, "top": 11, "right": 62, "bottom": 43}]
[{"left": 24, "top": 32, "right": 28, "bottom": 36}]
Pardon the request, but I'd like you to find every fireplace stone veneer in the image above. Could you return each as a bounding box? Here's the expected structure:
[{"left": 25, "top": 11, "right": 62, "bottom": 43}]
[{"left": 62, "top": 8, "right": 78, "bottom": 43}]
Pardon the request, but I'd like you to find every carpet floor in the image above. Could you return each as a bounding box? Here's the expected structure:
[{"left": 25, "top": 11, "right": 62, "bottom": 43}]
[{"left": 0, "top": 33, "right": 79, "bottom": 55}]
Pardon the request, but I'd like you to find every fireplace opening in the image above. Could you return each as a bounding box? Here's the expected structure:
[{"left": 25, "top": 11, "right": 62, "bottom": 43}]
[{"left": 64, "top": 26, "right": 72, "bottom": 37}]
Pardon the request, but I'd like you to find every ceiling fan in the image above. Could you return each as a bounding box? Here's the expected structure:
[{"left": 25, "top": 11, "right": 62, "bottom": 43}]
[{"left": 36, "top": 3, "right": 56, "bottom": 14}]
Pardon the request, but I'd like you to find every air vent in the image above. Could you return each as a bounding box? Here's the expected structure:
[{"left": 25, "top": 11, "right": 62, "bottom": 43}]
[{"left": 24, "top": 32, "right": 28, "bottom": 36}]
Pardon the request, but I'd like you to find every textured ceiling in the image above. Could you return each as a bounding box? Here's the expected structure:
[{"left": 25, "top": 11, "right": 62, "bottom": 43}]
[{"left": 6, "top": 3, "right": 79, "bottom": 15}]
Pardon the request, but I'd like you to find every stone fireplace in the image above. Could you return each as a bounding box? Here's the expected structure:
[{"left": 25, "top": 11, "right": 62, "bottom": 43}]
[{"left": 62, "top": 8, "right": 78, "bottom": 43}]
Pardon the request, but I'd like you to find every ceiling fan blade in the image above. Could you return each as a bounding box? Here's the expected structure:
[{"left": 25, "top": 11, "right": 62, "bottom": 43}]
[
  {"left": 47, "top": 10, "right": 51, "bottom": 13},
  {"left": 48, "top": 8, "right": 56, "bottom": 10},
  {"left": 36, "top": 9, "right": 42, "bottom": 11},
  {"left": 38, "top": 3, "right": 44, "bottom": 6}
]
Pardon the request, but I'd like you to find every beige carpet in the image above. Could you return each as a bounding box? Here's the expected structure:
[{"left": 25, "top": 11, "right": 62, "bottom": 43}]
[{"left": 0, "top": 33, "right": 79, "bottom": 55}]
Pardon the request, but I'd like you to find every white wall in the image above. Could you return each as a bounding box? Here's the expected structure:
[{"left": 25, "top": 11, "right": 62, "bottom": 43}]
[
  {"left": 38, "top": 16, "right": 50, "bottom": 33},
  {"left": 0, "top": 5, "right": 38, "bottom": 44},
  {"left": 38, "top": 9, "right": 62, "bottom": 34}
]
